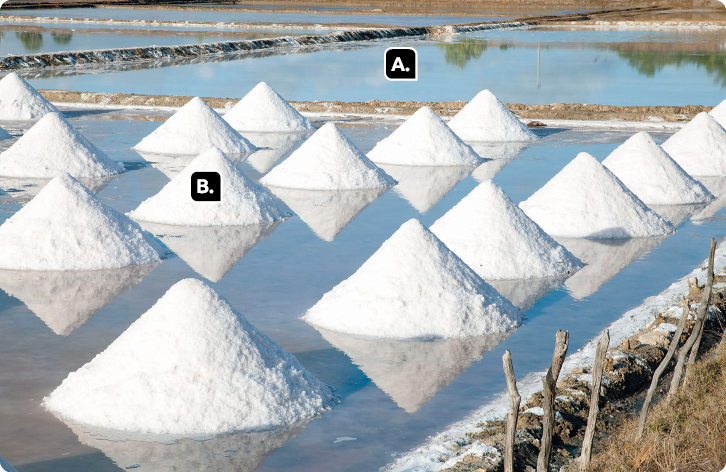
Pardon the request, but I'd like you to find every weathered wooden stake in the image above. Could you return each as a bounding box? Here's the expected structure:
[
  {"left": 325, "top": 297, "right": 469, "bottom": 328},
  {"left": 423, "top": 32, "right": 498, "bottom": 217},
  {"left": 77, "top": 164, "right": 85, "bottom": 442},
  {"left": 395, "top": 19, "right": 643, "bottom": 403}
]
[
  {"left": 579, "top": 329, "right": 609, "bottom": 472},
  {"left": 503, "top": 350, "right": 520, "bottom": 472},
  {"left": 636, "top": 298, "right": 690, "bottom": 439},
  {"left": 537, "top": 330, "right": 569, "bottom": 472}
]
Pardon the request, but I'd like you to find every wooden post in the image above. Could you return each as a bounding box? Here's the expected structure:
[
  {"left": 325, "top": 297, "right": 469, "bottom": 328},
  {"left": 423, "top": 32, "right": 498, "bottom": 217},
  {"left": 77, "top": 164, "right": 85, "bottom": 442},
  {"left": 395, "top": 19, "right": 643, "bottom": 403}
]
[
  {"left": 537, "top": 330, "right": 569, "bottom": 472},
  {"left": 636, "top": 299, "right": 690, "bottom": 439},
  {"left": 503, "top": 350, "right": 520, "bottom": 472},
  {"left": 669, "top": 238, "right": 716, "bottom": 401},
  {"left": 579, "top": 330, "right": 609, "bottom": 472}
]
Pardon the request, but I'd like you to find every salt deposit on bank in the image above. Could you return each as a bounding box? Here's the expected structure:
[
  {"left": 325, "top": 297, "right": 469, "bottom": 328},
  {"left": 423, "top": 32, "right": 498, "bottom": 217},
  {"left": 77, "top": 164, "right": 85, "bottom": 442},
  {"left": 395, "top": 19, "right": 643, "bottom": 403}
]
[
  {"left": 0, "top": 173, "right": 166, "bottom": 271},
  {"left": 223, "top": 82, "right": 313, "bottom": 132},
  {"left": 260, "top": 123, "right": 396, "bottom": 190},
  {"left": 602, "top": 132, "right": 713, "bottom": 205},
  {"left": 129, "top": 148, "right": 290, "bottom": 226},
  {"left": 44, "top": 279, "right": 334, "bottom": 435},
  {"left": 448, "top": 90, "right": 538, "bottom": 142},
  {"left": 431, "top": 181, "right": 583, "bottom": 280},
  {"left": 0, "top": 113, "right": 124, "bottom": 178},
  {"left": 303, "top": 219, "right": 522, "bottom": 339},
  {"left": 519, "top": 152, "right": 674, "bottom": 239},
  {"left": 661, "top": 113, "right": 726, "bottom": 176},
  {"left": 0, "top": 72, "right": 59, "bottom": 121},
  {"left": 134, "top": 97, "right": 257, "bottom": 155},
  {"left": 0, "top": 454, "right": 18, "bottom": 472},
  {"left": 367, "top": 107, "right": 482, "bottom": 166}
]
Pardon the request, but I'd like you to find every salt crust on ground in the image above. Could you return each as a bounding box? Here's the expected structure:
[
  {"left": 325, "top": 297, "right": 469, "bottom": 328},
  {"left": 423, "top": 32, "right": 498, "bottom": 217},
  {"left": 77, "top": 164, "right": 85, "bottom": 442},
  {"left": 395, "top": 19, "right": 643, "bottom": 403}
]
[
  {"left": 447, "top": 90, "right": 538, "bottom": 142},
  {"left": 260, "top": 123, "right": 396, "bottom": 190},
  {"left": 223, "top": 82, "right": 312, "bottom": 132},
  {"left": 431, "top": 180, "right": 583, "bottom": 280},
  {"left": 134, "top": 97, "right": 257, "bottom": 155},
  {"left": 386, "top": 240, "right": 726, "bottom": 472},
  {"left": 661, "top": 112, "right": 726, "bottom": 176},
  {"left": 303, "top": 219, "right": 522, "bottom": 339},
  {"left": 0, "top": 113, "right": 124, "bottom": 178},
  {"left": 602, "top": 132, "right": 713, "bottom": 205},
  {"left": 129, "top": 148, "right": 291, "bottom": 226},
  {"left": 0, "top": 455, "right": 17, "bottom": 472},
  {"left": 519, "top": 152, "right": 674, "bottom": 239},
  {"left": 0, "top": 173, "right": 166, "bottom": 270},
  {"left": 44, "top": 279, "right": 335, "bottom": 435},
  {"left": 367, "top": 107, "right": 482, "bottom": 166},
  {"left": 708, "top": 98, "right": 726, "bottom": 129},
  {"left": 0, "top": 72, "right": 59, "bottom": 121}
]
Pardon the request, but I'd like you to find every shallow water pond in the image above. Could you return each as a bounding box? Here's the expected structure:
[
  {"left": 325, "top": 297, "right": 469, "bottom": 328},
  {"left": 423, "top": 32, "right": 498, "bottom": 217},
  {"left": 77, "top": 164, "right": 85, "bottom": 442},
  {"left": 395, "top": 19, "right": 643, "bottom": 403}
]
[{"left": 0, "top": 110, "right": 725, "bottom": 472}]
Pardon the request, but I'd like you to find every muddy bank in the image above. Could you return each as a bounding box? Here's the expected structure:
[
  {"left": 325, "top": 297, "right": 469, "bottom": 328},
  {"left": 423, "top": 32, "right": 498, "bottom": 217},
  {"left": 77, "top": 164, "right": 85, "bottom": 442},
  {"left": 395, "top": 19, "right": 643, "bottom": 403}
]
[{"left": 37, "top": 89, "right": 714, "bottom": 123}]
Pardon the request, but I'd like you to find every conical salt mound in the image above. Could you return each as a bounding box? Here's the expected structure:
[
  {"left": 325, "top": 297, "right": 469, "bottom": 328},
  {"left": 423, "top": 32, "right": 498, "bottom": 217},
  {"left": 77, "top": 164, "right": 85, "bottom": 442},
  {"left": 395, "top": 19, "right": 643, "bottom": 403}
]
[
  {"left": 431, "top": 181, "right": 583, "bottom": 280},
  {"left": 448, "top": 90, "right": 538, "bottom": 142},
  {"left": 519, "top": 152, "right": 674, "bottom": 239},
  {"left": 602, "top": 132, "right": 713, "bottom": 205},
  {"left": 0, "top": 454, "right": 18, "bottom": 472},
  {"left": 134, "top": 97, "right": 258, "bottom": 155},
  {"left": 0, "top": 72, "right": 59, "bottom": 120},
  {"left": 661, "top": 113, "right": 726, "bottom": 176},
  {"left": 0, "top": 173, "right": 167, "bottom": 270},
  {"left": 708, "top": 98, "right": 726, "bottom": 128},
  {"left": 260, "top": 123, "right": 396, "bottom": 190},
  {"left": 367, "top": 107, "right": 482, "bottom": 166},
  {"left": 44, "top": 279, "right": 335, "bottom": 435},
  {"left": 224, "top": 82, "right": 313, "bottom": 132},
  {"left": 129, "top": 148, "right": 291, "bottom": 226},
  {"left": 0, "top": 113, "right": 124, "bottom": 178},
  {"left": 303, "top": 219, "right": 522, "bottom": 339}
]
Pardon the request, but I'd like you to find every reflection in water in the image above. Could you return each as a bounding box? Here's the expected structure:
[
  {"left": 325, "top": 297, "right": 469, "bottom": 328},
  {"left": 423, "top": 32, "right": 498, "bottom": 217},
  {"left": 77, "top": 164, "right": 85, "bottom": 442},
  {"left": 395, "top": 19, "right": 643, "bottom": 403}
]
[
  {"left": 139, "top": 221, "right": 281, "bottom": 282},
  {"left": 437, "top": 39, "right": 488, "bottom": 69},
  {"left": 243, "top": 132, "right": 308, "bottom": 174},
  {"left": 0, "top": 263, "right": 159, "bottom": 335},
  {"left": 269, "top": 187, "right": 387, "bottom": 242},
  {"left": 613, "top": 47, "right": 726, "bottom": 87},
  {"left": 557, "top": 236, "right": 666, "bottom": 300},
  {"left": 66, "top": 418, "right": 312, "bottom": 472},
  {"left": 650, "top": 203, "right": 706, "bottom": 228},
  {"left": 378, "top": 164, "right": 476, "bottom": 214},
  {"left": 17, "top": 32, "right": 42, "bottom": 52},
  {"left": 691, "top": 176, "right": 726, "bottom": 223},
  {"left": 137, "top": 151, "right": 251, "bottom": 180},
  {"left": 471, "top": 158, "right": 511, "bottom": 183},
  {"left": 316, "top": 328, "right": 511, "bottom": 413},
  {"left": 486, "top": 276, "right": 566, "bottom": 312},
  {"left": 0, "top": 174, "right": 117, "bottom": 204},
  {"left": 468, "top": 142, "right": 528, "bottom": 162},
  {"left": 51, "top": 33, "right": 73, "bottom": 45}
]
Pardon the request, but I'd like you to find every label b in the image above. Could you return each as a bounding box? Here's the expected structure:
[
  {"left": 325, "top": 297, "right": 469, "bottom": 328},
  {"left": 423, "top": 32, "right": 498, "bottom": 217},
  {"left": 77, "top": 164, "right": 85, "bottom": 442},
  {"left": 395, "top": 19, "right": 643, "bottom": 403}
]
[{"left": 191, "top": 172, "right": 221, "bottom": 202}]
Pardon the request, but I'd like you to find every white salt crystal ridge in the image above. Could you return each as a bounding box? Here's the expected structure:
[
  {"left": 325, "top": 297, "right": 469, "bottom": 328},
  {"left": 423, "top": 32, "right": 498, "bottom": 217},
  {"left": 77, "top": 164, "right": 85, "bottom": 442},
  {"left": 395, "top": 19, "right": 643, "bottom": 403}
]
[
  {"left": 44, "top": 279, "right": 335, "bottom": 435},
  {"left": 224, "top": 82, "right": 313, "bottom": 132},
  {"left": 0, "top": 113, "right": 124, "bottom": 178},
  {"left": 519, "top": 152, "right": 674, "bottom": 239},
  {"left": 602, "top": 132, "right": 713, "bottom": 205},
  {"left": 303, "top": 219, "right": 522, "bottom": 339},
  {"left": 129, "top": 148, "right": 291, "bottom": 226},
  {"left": 448, "top": 90, "right": 538, "bottom": 142},
  {"left": 260, "top": 123, "right": 396, "bottom": 190},
  {"left": 134, "top": 97, "right": 258, "bottom": 155},
  {"left": 431, "top": 180, "right": 583, "bottom": 280},
  {"left": 0, "top": 72, "right": 59, "bottom": 120},
  {"left": 661, "top": 113, "right": 726, "bottom": 176},
  {"left": 367, "top": 107, "right": 482, "bottom": 166},
  {"left": 0, "top": 173, "right": 166, "bottom": 270},
  {"left": 708, "top": 98, "right": 726, "bottom": 128}
]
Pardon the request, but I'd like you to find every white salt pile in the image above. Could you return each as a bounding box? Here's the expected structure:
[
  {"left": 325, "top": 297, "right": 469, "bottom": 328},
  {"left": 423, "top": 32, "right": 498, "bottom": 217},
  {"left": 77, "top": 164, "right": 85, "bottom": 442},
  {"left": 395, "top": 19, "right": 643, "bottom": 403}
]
[
  {"left": 44, "top": 279, "right": 334, "bottom": 435},
  {"left": 129, "top": 148, "right": 291, "bottom": 226},
  {"left": 708, "top": 98, "right": 726, "bottom": 128},
  {"left": 0, "top": 454, "right": 18, "bottom": 472},
  {"left": 661, "top": 113, "right": 726, "bottom": 176},
  {"left": 303, "top": 219, "right": 522, "bottom": 339},
  {"left": 0, "top": 173, "right": 166, "bottom": 270},
  {"left": 448, "top": 90, "right": 538, "bottom": 142},
  {"left": 379, "top": 164, "right": 474, "bottom": 213},
  {"left": 0, "top": 72, "right": 59, "bottom": 120},
  {"left": 367, "top": 107, "right": 482, "bottom": 166},
  {"left": 602, "top": 132, "right": 713, "bottom": 205},
  {"left": 223, "top": 82, "right": 313, "bottom": 132},
  {"left": 0, "top": 113, "right": 124, "bottom": 178},
  {"left": 134, "top": 97, "right": 258, "bottom": 155},
  {"left": 519, "top": 152, "right": 674, "bottom": 239},
  {"left": 431, "top": 180, "right": 583, "bottom": 280},
  {"left": 260, "top": 123, "right": 396, "bottom": 190}
]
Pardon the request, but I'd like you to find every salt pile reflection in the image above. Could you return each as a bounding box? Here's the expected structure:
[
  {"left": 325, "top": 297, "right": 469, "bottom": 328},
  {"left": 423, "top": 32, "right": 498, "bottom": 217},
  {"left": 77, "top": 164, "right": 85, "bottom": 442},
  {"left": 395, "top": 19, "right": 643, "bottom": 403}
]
[
  {"left": 242, "top": 132, "right": 308, "bottom": 174},
  {"left": 487, "top": 276, "right": 566, "bottom": 311},
  {"left": 378, "top": 164, "right": 476, "bottom": 213}
]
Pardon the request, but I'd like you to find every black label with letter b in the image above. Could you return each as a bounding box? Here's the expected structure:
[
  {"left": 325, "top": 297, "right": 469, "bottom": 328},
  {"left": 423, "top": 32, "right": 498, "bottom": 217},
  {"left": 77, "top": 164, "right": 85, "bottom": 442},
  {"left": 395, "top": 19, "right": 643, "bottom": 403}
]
[
  {"left": 385, "top": 47, "right": 417, "bottom": 81},
  {"left": 191, "top": 171, "right": 221, "bottom": 202}
]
